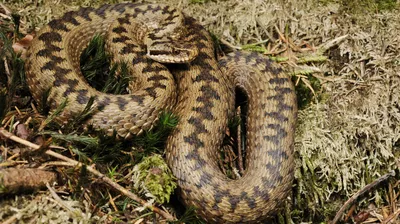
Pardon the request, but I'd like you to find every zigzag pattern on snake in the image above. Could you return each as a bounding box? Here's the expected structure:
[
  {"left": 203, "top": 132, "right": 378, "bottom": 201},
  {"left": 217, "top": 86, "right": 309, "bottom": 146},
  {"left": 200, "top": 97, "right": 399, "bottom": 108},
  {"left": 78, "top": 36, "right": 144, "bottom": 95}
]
[{"left": 25, "top": 3, "right": 297, "bottom": 223}]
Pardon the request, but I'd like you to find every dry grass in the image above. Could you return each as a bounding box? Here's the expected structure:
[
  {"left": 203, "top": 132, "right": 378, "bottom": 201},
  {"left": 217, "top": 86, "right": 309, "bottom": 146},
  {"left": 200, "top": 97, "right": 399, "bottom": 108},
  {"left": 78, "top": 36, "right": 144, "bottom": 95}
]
[{"left": 1, "top": 0, "right": 400, "bottom": 223}]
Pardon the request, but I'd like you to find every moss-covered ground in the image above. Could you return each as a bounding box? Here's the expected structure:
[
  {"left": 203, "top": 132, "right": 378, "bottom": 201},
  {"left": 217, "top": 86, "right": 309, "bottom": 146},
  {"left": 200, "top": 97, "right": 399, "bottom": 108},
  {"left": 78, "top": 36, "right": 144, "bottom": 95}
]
[{"left": 1, "top": 0, "right": 400, "bottom": 223}]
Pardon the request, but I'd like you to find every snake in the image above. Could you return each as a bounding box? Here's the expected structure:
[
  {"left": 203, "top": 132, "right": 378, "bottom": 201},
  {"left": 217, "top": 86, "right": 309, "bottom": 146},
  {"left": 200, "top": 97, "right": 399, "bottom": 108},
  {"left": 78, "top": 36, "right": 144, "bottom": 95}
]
[{"left": 24, "top": 3, "right": 297, "bottom": 223}]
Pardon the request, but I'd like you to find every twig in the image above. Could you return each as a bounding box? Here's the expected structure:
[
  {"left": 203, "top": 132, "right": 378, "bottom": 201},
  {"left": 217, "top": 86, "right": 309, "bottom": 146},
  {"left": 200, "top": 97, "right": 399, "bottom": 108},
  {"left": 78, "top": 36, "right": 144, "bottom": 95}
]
[
  {"left": 0, "top": 145, "right": 8, "bottom": 160},
  {"left": 0, "top": 168, "right": 57, "bottom": 194},
  {"left": 264, "top": 47, "right": 287, "bottom": 56},
  {"left": 344, "top": 204, "right": 357, "bottom": 222},
  {"left": 219, "top": 38, "right": 242, "bottom": 50},
  {"left": 317, "top": 35, "right": 348, "bottom": 53},
  {"left": 227, "top": 148, "right": 238, "bottom": 178},
  {"left": 274, "top": 25, "right": 287, "bottom": 44},
  {"left": 39, "top": 161, "right": 74, "bottom": 168},
  {"left": 0, "top": 160, "right": 27, "bottom": 167},
  {"left": 108, "top": 191, "right": 119, "bottom": 212},
  {"left": 0, "top": 127, "right": 175, "bottom": 221},
  {"left": 331, "top": 170, "right": 396, "bottom": 224},
  {"left": 0, "top": 3, "right": 12, "bottom": 15},
  {"left": 274, "top": 25, "right": 299, "bottom": 52},
  {"left": 46, "top": 183, "right": 81, "bottom": 216},
  {"left": 0, "top": 127, "right": 40, "bottom": 149},
  {"left": 6, "top": 151, "right": 19, "bottom": 160},
  {"left": 3, "top": 58, "right": 11, "bottom": 81}
]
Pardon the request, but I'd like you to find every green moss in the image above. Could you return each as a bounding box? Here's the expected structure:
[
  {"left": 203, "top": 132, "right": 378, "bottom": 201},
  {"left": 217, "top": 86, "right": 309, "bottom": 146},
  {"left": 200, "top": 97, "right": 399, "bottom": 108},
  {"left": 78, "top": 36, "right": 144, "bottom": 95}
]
[
  {"left": 0, "top": 173, "right": 7, "bottom": 194},
  {"left": 293, "top": 75, "right": 322, "bottom": 110},
  {"left": 40, "top": 97, "right": 68, "bottom": 129},
  {"left": 132, "top": 154, "right": 177, "bottom": 204},
  {"left": 241, "top": 44, "right": 267, "bottom": 53},
  {"left": 0, "top": 18, "right": 26, "bottom": 123},
  {"left": 340, "top": 0, "right": 398, "bottom": 13},
  {"left": 80, "top": 34, "right": 130, "bottom": 94},
  {"left": 41, "top": 131, "right": 99, "bottom": 148},
  {"left": 129, "top": 111, "right": 179, "bottom": 158},
  {"left": 173, "top": 207, "right": 205, "bottom": 224},
  {"left": 375, "top": 0, "right": 398, "bottom": 10}
]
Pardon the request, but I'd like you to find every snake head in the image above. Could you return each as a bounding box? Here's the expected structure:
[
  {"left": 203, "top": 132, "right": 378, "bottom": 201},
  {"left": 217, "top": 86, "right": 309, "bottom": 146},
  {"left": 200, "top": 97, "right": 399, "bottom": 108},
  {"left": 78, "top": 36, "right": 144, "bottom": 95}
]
[{"left": 146, "top": 40, "right": 199, "bottom": 63}]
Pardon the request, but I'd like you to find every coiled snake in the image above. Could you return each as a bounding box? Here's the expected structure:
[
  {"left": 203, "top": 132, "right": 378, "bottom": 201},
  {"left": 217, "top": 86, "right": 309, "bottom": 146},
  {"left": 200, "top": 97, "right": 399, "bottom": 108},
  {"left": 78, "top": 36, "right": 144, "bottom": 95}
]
[{"left": 25, "top": 3, "right": 297, "bottom": 223}]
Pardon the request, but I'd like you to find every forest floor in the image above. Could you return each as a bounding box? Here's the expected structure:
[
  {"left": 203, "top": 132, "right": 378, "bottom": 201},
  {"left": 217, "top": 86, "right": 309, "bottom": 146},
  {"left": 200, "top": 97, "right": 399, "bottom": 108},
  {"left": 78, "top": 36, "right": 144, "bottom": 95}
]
[{"left": 1, "top": 0, "right": 400, "bottom": 223}]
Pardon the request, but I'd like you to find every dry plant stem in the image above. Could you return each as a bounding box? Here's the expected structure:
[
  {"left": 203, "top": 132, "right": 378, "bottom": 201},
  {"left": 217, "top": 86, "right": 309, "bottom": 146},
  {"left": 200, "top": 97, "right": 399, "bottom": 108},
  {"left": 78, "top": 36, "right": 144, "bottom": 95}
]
[
  {"left": 3, "top": 59, "right": 11, "bottom": 81},
  {"left": 219, "top": 38, "right": 242, "bottom": 50},
  {"left": 344, "top": 204, "right": 357, "bottom": 222},
  {"left": 274, "top": 25, "right": 298, "bottom": 52},
  {"left": 1, "top": 214, "right": 18, "bottom": 224},
  {"left": 331, "top": 170, "right": 396, "bottom": 224},
  {"left": 236, "top": 106, "right": 244, "bottom": 175},
  {"left": 0, "top": 127, "right": 39, "bottom": 149},
  {"left": 0, "top": 161, "right": 21, "bottom": 167},
  {"left": 394, "top": 180, "right": 400, "bottom": 200},
  {"left": 46, "top": 182, "right": 77, "bottom": 214},
  {"left": 6, "top": 151, "right": 19, "bottom": 160},
  {"left": 382, "top": 208, "right": 400, "bottom": 224},
  {"left": 0, "top": 145, "right": 8, "bottom": 160},
  {"left": 134, "top": 218, "right": 144, "bottom": 224},
  {"left": 219, "top": 157, "right": 227, "bottom": 175},
  {"left": 108, "top": 191, "right": 119, "bottom": 212},
  {"left": 0, "top": 12, "right": 11, "bottom": 20},
  {"left": 227, "top": 148, "right": 236, "bottom": 177},
  {"left": 0, "top": 3, "right": 12, "bottom": 15},
  {"left": 2, "top": 113, "right": 13, "bottom": 127},
  {"left": 316, "top": 35, "right": 348, "bottom": 53},
  {"left": 274, "top": 25, "right": 287, "bottom": 44},
  {"left": 388, "top": 182, "right": 395, "bottom": 212},
  {"left": 39, "top": 161, "right": 75, "bottom": 168},
  {"left": 0, "top": 128, "right": 175, "bottom": 221}
]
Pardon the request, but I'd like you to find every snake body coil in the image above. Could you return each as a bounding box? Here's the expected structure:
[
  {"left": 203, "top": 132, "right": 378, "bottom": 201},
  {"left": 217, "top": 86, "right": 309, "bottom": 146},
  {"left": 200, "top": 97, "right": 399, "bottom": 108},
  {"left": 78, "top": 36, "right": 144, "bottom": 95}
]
[{"left": 25, "top": 3, "right": 297, "bottom": 223}]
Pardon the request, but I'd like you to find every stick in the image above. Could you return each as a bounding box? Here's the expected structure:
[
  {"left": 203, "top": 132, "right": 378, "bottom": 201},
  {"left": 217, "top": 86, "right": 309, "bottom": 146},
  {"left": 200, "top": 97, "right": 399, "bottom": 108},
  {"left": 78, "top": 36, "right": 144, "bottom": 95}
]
[
  {"left": 331, "top": 170, "right": 396, "bottom": 224},
  {"left": 0, "top": 168, "right": 57, "bottom": 194},
  {"left": 46, "top": 183, "right": 79, "bottom": 215}
]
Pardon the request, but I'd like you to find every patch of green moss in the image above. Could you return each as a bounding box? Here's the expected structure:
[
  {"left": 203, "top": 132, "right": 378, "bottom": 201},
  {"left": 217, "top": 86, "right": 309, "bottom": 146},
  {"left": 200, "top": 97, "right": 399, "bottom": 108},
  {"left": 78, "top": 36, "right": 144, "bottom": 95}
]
[
  {"left": 129, "top": 111, "right": 179, "bottom": 159},
  {"left": 132, "top": 154, "right": 177, "bottom": 204},
  {"left": 0, "top": 173, "right": 7, "bottom": 194},
  {"left": 340, "top": 0, "right": 398, "bottom": 13},
  {"left": 0, "top": 15, "right": 26, "bottom": 122},
  {"left": 241, "top": 44, "right": 267, "bottom": 53},
  {"left": 375, "top": 0, "right": 398, "bottom": 10},
  {"left": 293, "top": 75, "right": 322, "bottom": 110},
  {"left": 173, "top": 206, "right": 206, "bottom": 224},
  {"left": 80, "top": 34, "right": 130, "bottom": 94}
]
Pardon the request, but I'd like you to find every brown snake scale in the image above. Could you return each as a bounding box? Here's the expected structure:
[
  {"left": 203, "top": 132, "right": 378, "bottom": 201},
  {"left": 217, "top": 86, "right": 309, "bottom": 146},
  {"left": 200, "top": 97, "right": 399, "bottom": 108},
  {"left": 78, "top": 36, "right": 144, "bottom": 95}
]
[{"left": 25, "top": 3, "right": 297, "bottom": 223}]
